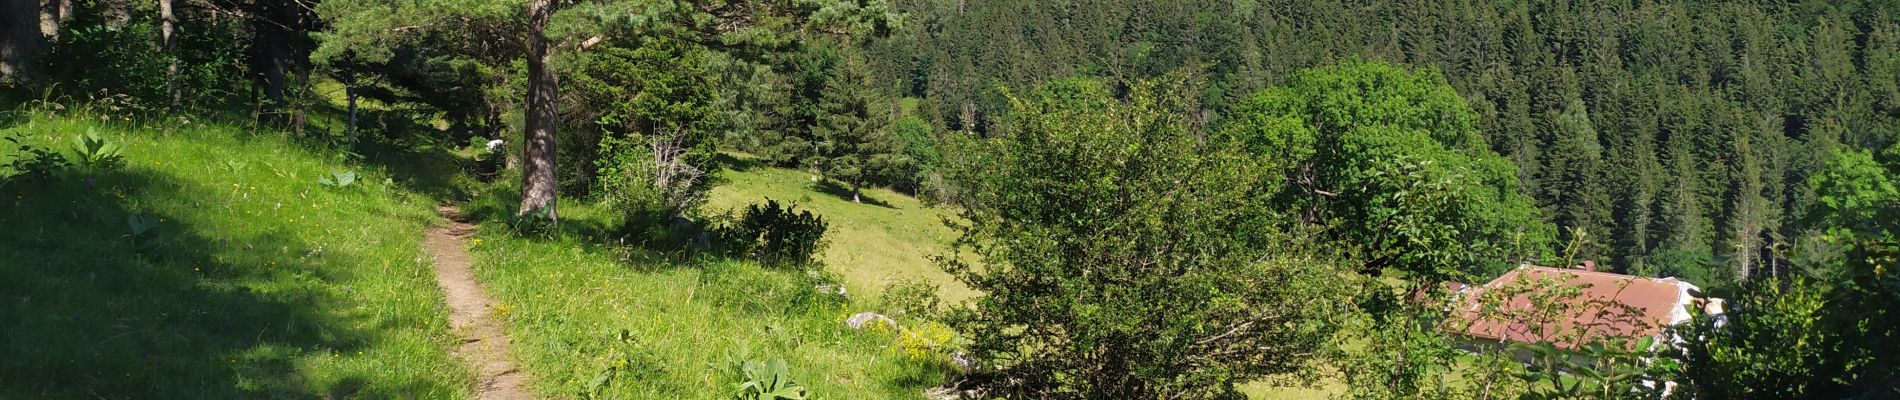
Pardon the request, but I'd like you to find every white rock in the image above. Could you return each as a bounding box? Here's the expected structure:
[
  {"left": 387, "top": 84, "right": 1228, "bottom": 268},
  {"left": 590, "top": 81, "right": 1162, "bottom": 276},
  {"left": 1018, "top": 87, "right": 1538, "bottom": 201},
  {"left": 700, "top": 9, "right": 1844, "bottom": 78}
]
[
  {"left": 844, "top": 312, "right": 897, "bottom": 330},
  {"left": 815, "top": 284, "right": 848, "bottom": 296}
]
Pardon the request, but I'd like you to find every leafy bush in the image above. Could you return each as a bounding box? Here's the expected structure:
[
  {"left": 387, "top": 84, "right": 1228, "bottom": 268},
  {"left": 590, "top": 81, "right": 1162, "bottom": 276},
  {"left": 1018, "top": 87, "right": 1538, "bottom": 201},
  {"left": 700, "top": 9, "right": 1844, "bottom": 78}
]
[
  {"left": 939, "top": 76, "right": 1347, "bottom": 398},
  {"left": 68, "top": 129, "right": 124, "bottom": 170},
  {"left": 718, "top": 199, "right": 828, "bottom": 268},
  {"left": 891, "top": 320, "right": 962, "bottom": 366},
  {"left": 1, "top": 135, "right": 69, "bottom": 186},
  {"left": 730, "top": 357, "right": 808, "bottom": 400},
  {"left": 597, "top": 134, "right": 712, "bottom": 246},
  {"left": 1676, "top": 278, "right": 1838, "bottom": 398},
  {"left": 880, "top": 278, "right": 943, "bottom": 319},
  {"left": 316, "top": 168, "right": 358, "bottom": 188}
]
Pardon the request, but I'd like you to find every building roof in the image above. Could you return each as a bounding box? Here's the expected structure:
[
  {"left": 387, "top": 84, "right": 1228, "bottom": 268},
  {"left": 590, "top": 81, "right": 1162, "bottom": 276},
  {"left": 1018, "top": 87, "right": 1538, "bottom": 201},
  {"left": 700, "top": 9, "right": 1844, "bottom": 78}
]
[{"left": 1452, "top": 265, "right": 1698, "bottom": 349}]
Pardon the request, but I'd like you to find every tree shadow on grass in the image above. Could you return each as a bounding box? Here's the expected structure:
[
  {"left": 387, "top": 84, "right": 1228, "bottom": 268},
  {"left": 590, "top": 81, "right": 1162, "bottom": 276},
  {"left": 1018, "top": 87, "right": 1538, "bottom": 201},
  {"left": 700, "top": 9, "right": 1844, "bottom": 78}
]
[
  {"left": 713, "top": 152, "right": 765, "bottom": 173},
  {"left": 0, "top": 167, "right": 459, "bottom": 399},
  {"left": 812, "top": 179, "right": 896, "bottom": 209},
  {"left": 354, "top": 137, "right": 470, "bottom": 201}
]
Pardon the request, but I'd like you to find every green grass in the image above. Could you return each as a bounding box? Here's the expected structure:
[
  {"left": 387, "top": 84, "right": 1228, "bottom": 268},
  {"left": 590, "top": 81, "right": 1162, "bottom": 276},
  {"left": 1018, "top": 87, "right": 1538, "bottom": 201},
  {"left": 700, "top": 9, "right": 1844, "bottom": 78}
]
[
  {"left": 461, "top": 193, "right": 957, "bottom": 399},
  {"left": 702, "top": 156, "right": 1353, "bottom": 399},
  {"left": 0, "top": 116, "right": 471, "bottom": 398},
  {"left": 705, "top": 155, "right": 971, "bottom": 301}
]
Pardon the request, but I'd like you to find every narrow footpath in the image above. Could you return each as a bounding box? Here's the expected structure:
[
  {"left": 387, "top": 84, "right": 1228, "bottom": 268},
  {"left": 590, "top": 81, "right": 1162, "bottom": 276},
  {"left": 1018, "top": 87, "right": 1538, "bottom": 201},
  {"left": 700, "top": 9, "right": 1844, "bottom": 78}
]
[{"left": 425, "top": 205, "right": 535, "bottom": 400}]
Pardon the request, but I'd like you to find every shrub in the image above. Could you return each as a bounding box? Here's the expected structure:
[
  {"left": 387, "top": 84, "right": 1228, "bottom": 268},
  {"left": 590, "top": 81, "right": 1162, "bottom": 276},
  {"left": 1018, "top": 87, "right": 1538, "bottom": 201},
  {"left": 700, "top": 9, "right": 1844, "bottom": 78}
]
[
  {"left": 718, "top": 199, "right": 828, "bottom": 268},
  {"left": 892, "top": 320, "right": 962, "bottom": 366},
  {"left": 939, "top": 76, "right": 1347, "bottom": 398},
  {"left": 597, "top": 134, "right": 710, "bottom": 230},
  {"left": 730, "top": 357, "right": 808, "bottom": 400},
  {"left": 880, "top": 278, "right": 943, "bottom": 320},
  {"left": 68, "top": 129, "right": 124, "bottom": 170},
  {"left": 1, "top": 134, "right": 69, "bottom": 186}
]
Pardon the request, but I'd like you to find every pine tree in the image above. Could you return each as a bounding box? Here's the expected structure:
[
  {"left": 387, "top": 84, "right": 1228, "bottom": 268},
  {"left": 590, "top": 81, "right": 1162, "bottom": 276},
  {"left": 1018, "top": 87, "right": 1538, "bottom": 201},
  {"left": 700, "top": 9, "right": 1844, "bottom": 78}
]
[
  {"left": 1540, "top": 98, "right": 1614, "bottom": 261},
  {"left": 812, "top": 56, "right": 896, "bottom": 203}
]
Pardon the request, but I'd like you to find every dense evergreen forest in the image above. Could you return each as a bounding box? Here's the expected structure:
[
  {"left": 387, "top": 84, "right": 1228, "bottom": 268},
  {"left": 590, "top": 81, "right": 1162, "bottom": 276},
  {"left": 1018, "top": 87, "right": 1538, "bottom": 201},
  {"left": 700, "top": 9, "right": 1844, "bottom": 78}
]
[
  {"left": 846, "top": 0, "right": 1900, "bottom": 284},
  {"left": 3, "top": 0, "right": 1898, "bottom": 398}
]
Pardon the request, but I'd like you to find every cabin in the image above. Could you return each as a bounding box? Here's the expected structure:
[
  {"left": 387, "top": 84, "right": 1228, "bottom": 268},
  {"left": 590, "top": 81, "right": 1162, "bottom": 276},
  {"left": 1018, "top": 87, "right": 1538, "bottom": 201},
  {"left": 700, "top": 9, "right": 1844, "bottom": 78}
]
[{"left": 1445, "top": 264, "right": 1723, "bottom": 355}]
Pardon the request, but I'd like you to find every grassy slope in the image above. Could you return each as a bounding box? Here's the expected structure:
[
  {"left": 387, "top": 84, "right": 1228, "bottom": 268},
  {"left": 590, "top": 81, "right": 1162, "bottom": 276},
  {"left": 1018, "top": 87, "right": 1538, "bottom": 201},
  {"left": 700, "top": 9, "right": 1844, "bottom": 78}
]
[
  {"left": 462, "top": 195, "right": 955, "bottom": 399},
  {"left": 707, "top": 159, "right": 1343, "bottom": 399},
  {"left": 0, "top": 116, "right": 470, "bottom": 398},
  {"left": 704, "top": 156, "right": 971, "bottom": 301}
]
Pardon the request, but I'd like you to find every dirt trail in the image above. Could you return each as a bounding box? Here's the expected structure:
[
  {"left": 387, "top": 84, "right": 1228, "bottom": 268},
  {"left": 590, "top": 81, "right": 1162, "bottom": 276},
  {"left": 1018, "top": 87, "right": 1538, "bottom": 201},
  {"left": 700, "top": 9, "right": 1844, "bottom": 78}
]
[{"left": 426, "top": 205, "right": 535, "bottom": 400}]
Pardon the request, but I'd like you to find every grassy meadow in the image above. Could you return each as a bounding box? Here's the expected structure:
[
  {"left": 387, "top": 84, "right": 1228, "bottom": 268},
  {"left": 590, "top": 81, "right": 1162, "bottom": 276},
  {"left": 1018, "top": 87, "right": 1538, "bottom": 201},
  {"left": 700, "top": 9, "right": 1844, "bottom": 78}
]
[
  {"left": 458, "top": 186, "right": 959, "bottom": 399},
  {"left": 704, "top": 154, "right": 971, "bottom": 301},
  {"left": 0, "top": 115, "right": 472, "bottom": 398}
]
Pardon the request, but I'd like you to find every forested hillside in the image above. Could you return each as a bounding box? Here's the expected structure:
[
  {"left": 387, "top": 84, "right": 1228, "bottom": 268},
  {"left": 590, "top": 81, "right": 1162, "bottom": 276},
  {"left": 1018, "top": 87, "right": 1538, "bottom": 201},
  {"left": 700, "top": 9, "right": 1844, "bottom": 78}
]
[{"left": 852, "top": 0, "right": 1900, "bottom": 283}]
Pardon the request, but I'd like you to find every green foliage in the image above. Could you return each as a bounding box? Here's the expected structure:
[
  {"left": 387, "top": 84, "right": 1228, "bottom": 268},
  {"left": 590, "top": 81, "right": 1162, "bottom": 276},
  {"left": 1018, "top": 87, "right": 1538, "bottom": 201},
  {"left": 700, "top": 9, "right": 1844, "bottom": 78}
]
[
  {"left": 879, "top": 278, "right": 942, "bottom": 320},
  {"left": 1671, "top": 145, "right": 1900, "bottom": 398},
  {"left": 125, "top": 213, "right": 161, "bottom": 251},
  {"left": 1510, "top": 337, "right": 1675, "bottom": 400},
  {"left": 596, "top": 133, "right": 710, "bottom": 237},
  {"left": 719, "top": 199, "right": 830, "bottom": 268},
  {"left": 578, "top": 329, "right": 661, "bottom": 400},
  {"left": 1332, "top": 299, "right": 1473, "bottom": 400},
  {"left": 878, "top": 0, "right": 1900, "bottom": 282},
  {"left": 1807, "top": 148, "right": 1899, "bottom": 236},
  {"left": 808, "top": 55, "right": 899, "bottom": 200},
  {"left": 569, "top": 39, "right": 722, "bottom": 197},
  {"left": 316, "top": 168, "right": 358, "bottom": 188},
  {"left": 1680, "top": 278, "right": 1839, "bottom": 399},
  {"left": 1219, "top": 61, "right": 1550, "bottom": 282},
  {"left": 731, "top": 357, "right": 809, "bottom": 400},
  {"left": 941, "top": 76, "right": 1347, "bottom": 398},
  {"left": 888, "top": 114, "right": 951, "bottom": 202},
  {"left": 68, "top": 129, "right": 124, "bottom": 170},
  {"left": 1, "top": 135, "right": 69, "bottom": 186}
]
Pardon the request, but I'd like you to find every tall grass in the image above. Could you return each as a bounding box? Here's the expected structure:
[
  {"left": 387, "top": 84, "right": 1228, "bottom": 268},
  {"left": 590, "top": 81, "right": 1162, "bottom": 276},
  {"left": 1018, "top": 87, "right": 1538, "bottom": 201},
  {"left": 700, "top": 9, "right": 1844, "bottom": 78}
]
[{"left": 0, "top": 115, "right": 471, "bottom": 398}]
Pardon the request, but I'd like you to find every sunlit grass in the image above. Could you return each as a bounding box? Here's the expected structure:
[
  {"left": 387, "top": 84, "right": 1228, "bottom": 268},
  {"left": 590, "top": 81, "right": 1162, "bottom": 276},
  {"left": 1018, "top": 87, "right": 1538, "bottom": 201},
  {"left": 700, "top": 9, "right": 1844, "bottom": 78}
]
[
  {"left": 704, "top": 154, "right": 972, "bottom": 301},
  {"left": 464, "top": 199, "right": 956, "bottom": 399},
  {"left": 0, "top": 115, "right": 470, "bottom": 398}
]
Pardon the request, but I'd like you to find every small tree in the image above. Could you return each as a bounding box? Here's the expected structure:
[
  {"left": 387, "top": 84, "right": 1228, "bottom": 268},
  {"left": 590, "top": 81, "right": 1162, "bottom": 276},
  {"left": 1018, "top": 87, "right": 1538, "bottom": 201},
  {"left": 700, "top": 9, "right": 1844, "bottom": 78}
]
[
  {"left": 939, "top": 76, "right": 1347, "bottom": 398},
  {"left": 810, "top": 55, "right": 895, "bottom": 202}
]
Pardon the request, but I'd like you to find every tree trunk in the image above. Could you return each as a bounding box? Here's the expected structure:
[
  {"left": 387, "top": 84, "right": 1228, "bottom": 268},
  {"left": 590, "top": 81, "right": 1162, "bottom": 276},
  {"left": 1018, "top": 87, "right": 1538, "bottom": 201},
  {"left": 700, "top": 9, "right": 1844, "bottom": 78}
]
[
  {"left": 518, "top": 0, "right": 559, "bottom": 222},
  {"left": 252, "top": 2, "right": 291, "bottom": 124},
  {"left": 0, "top": 0, "right": 42, "bottom": 82},
  {"left": 345, "top": 85, "right": 358, "bottom": 138},
  {"left": 161, "top": 0, "right": 177, "bottom": 106},
  {"left": 38, "top": 0, "right": 70, "bottom": 41},
  {"left": 1735, "top": 224, "right": 1755, "bottom": 282},
  {"left": 260, "top": 44, "right": 288, "bottom": 122}
]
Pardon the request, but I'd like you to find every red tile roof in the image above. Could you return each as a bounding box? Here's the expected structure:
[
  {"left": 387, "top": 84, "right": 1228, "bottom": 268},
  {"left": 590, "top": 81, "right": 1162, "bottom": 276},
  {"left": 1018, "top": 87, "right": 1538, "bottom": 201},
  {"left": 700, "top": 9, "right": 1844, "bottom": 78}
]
[{"left": 1452, "top": 266, "right": 1692, "bottom": 349}]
